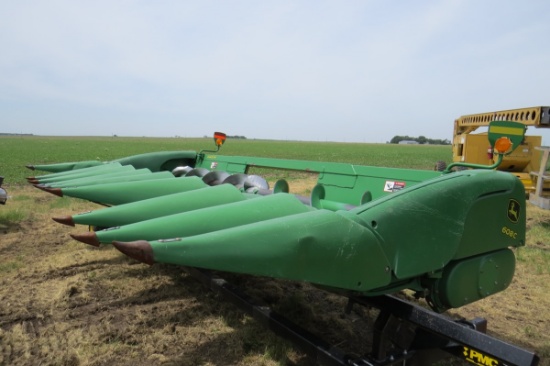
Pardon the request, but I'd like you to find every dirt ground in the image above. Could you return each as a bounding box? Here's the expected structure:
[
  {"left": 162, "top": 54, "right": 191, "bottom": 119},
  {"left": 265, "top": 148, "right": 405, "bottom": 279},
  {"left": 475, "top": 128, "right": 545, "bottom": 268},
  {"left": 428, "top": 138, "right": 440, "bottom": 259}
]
[
  {"left": 0, "top": 186, "right": 548, "bottom": 365},
  {"left": 0, "top": 187, "right": 377, "bottom": 366}
]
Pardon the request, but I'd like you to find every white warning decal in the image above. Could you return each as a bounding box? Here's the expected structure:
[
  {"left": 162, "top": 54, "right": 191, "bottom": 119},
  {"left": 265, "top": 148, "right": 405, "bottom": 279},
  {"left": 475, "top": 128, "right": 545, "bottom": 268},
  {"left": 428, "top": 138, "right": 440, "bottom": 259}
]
[{"left": 384, "top": 181, "right": 406, "bottom": 193}]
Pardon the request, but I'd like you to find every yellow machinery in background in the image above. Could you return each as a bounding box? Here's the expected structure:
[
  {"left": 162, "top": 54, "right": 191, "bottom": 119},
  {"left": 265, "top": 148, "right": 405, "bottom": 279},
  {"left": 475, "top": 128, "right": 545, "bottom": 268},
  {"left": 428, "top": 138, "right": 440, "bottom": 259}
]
[{"left": 452, "top": 106, "right": 550, "bottom": 193}]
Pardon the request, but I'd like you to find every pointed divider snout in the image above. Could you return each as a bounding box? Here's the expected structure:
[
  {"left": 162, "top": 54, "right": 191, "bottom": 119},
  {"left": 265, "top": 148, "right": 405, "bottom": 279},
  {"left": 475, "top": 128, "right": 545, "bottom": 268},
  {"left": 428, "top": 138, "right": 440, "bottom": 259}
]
[
  {"left": 52, "top": 216, "right": 75, "bottom": 227},
  {"left": 34, "top": 185, "right": 63, "bottom": 197},
  {"left": 70, "top": 232, "right": 101, "bottom": 247},
  {"left": 113, "top": 240, "right": 155, "bottom": 265}
]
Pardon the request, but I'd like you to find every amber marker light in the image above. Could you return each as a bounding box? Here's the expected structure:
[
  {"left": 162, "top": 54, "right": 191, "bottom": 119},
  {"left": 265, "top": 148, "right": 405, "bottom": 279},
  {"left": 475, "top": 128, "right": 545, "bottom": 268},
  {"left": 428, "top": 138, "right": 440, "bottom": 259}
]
[
  {"left": 494, "top": 137, "right": 512, "bottom": 154},
  {"left": 214, "top": 132, "right": 226, "bottom": 146}
]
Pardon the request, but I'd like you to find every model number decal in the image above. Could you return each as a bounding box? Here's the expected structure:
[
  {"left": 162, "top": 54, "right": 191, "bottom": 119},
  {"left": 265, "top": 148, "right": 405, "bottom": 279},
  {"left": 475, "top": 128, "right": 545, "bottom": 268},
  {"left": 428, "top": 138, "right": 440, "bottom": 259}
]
[{"left": 502, "top": 226, "right": 517, "bottom": 239}]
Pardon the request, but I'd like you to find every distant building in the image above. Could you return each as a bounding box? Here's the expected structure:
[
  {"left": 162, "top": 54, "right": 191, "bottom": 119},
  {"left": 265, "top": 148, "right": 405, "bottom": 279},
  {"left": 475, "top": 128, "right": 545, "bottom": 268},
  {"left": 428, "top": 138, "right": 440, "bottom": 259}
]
[{"left": 398, "top": 140, "right": 419, "bottom": 145}]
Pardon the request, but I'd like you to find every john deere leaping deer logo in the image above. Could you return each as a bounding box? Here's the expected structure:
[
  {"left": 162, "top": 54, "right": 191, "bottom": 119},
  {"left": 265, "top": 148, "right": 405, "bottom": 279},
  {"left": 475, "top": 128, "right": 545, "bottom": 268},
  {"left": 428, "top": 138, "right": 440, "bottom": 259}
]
[{"left": 507, "top": 199, "right": 520, "bottom": 223}]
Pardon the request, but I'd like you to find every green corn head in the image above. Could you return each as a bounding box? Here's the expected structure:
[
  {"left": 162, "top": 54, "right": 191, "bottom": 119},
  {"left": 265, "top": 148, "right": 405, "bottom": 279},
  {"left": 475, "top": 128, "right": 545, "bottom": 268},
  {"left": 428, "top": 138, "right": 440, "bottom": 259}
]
[{"left": 28, "top": 123, "right": 528, "bottom": 312}]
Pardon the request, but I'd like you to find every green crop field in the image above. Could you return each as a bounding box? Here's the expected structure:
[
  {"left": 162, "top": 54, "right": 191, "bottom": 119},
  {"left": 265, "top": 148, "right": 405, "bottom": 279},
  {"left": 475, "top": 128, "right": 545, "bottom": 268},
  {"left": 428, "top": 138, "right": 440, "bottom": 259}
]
[{"left": 0, "top": 135, "right": 452, "bottom": 185}]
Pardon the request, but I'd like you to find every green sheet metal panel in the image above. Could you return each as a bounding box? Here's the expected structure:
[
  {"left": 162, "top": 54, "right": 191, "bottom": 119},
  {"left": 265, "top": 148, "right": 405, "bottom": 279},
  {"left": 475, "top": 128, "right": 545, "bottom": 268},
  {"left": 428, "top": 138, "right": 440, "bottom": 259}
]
[
  {"left": 350, "top": 169, "right": 525, "bottom": 280},
  {"left": 93, "top": 193, "right": 314, "bottom": 244},
  {"left": 198, "top": 154, "right": 441, "bottom": 203},
  {"left": 146, "top": 209, "right": 392, "bottom": 292},
  {"left": 113, "top": 150, "right": 197, "bottom": 172}
]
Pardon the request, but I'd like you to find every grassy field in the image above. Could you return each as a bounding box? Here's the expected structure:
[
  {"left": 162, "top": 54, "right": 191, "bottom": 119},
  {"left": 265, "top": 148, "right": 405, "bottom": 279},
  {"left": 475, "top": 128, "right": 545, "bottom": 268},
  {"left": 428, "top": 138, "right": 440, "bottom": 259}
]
[
  {"left": 0, "top": 135, "right": 452, "bottom": 185},
  {"left": 0, "top": 136, "right": 549, "bottom": 365}
]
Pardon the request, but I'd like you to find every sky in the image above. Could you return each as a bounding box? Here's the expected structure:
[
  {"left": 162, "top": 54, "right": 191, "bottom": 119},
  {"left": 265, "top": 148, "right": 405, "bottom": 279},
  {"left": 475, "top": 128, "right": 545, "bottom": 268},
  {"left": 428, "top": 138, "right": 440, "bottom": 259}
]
[{"left": 1, "top": 1, "right": 550, "bottom": 143}]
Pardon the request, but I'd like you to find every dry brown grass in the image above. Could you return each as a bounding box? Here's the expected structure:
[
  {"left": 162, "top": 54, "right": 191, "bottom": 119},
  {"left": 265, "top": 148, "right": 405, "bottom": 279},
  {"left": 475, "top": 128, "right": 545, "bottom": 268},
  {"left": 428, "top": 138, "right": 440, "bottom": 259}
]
[
  {"left": 1, "top": 185, "right": 549, "bottom": 365},
  {"left": 0, "top": 187, "right": 311, "bottom": 366}
]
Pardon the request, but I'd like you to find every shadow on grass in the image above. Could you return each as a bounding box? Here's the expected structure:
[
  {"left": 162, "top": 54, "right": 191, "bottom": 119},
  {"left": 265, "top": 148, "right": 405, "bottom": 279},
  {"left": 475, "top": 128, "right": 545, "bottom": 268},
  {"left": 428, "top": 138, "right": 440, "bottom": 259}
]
[
  {"left": 101, "top": 263, "right": 316, "bottom": 365},
  {"left": 0, "top": 214, "right": 25, "bottom": 233}
]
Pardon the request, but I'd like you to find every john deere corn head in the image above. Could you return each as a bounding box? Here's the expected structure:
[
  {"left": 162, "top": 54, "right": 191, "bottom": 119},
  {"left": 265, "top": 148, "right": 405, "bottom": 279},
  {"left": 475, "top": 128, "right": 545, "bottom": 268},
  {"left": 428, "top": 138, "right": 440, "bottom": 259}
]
[{"left": 27, "top": 124, "right": 539, "bottom": 365}]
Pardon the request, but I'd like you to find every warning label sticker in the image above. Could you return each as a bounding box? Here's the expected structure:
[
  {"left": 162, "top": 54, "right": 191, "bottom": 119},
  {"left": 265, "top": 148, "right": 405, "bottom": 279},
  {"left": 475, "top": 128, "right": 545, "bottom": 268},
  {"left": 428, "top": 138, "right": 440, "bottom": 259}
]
[{"left": 384, "top": 181, "right": 406, "bottom": 193}]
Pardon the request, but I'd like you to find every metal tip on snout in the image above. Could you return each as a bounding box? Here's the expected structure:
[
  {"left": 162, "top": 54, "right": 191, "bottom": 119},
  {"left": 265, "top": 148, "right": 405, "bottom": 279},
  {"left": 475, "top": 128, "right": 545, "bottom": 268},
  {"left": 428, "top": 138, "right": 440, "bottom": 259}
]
[
  {"left": 112, "top": 240, "right": 155, "bottom": 265},
  {"left": 52, "top": 216, "right": 75, "bottom": 227},
  {"left": 34, "top": 185, "right": 63, "bottom": 197},
  {"left": 70, "top": 232, "right": 101, "bottom": 247}
]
